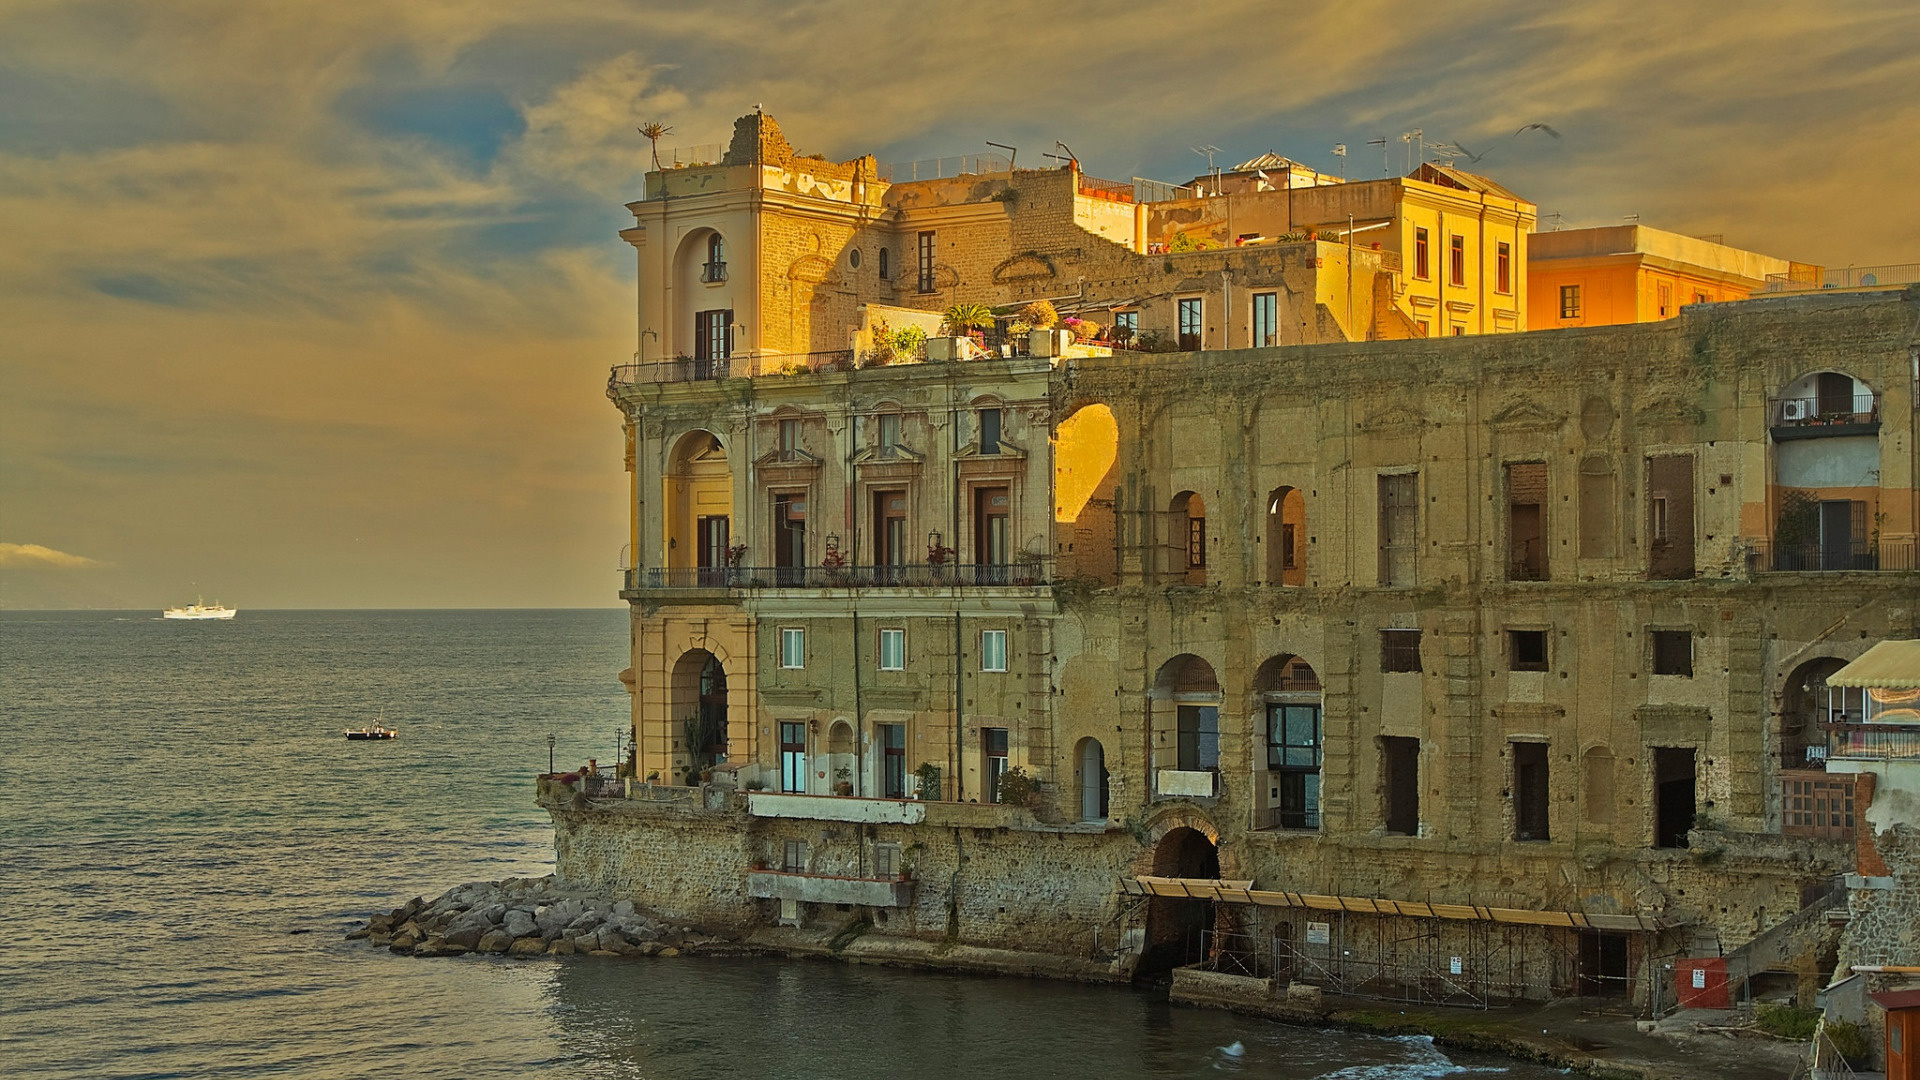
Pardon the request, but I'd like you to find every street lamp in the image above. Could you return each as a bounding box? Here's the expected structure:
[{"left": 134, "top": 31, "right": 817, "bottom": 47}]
[{"left": 547, "top": 732, "right": 556, "bottom": 775}]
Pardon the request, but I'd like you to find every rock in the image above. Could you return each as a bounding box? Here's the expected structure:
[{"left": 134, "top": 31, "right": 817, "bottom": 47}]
[
  {"left": 657, "top": 946, "right": 680, "bottom": 958},
  {"left": 368, "top": 932, "right": 392, "bottom": 947},
  {"left": 396, "top": 920, "right": 423, "bottom": 940},
  {"left": 612, "top": 900, "right": 635, "bottom": 918},
  {"left": 549, "top": 939, "right": 576, "bottom": 956},
  {"left": 1286, "top": 982, "right": 1323, "bottom": 1010},
  {"left": 588, "top": 949, "right": 620, "bottom": 957},
  {"left": 536, "top": 899, "right": 582, "bottom": 938},
  {"left": 475, "top": 903, "right": 506, "bottom": 926},
  {"left": 502, "top": 909, "right": 538, "bottom": 939},
  {"left": 637, "top": 941, "right": 663, "bottom": 957},
  {"left": 368, "top": 913, "right": 395, "bottom": 932},
  {"left": 572, "top": 934, "right": 600, "bottom": 953},
  {"left": 448, "top": 909, "right": 495, "bottom": 935},
  {"left": 476, "top": 929, "right": 513, "bottom": 955},
  {"left": 562, "top": 913, "right": 604, "bottom": 937},
  {"left": 388, "top": 932, "right": 418, "bottom": 953},
  {"left": 444, "top": 924, "right": 487, "bottom": 950},
  {"left": 345, "top": 927, "right": 371, "bottom": 941},
  {"left": 595, "top": 926, "right": 628, "bottom": 953},
  {"left": 508, "top": 937, "right": 547, "bottom": 958}
]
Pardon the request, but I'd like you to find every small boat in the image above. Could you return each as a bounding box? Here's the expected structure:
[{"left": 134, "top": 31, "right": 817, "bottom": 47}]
[
  {"left": 345, "top": 724, "right": 397, "bottom": 740},
  {"left": 164, "top": 598, "right": 236, "bottom": 620}
]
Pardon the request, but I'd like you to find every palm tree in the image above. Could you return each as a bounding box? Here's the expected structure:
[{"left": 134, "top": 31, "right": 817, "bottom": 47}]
[
  {"left": 637, "top": 121, "right": 674, "bottom": 172},
  {"left": 940, "top": 303, "right": 994, "bottom": 337}
]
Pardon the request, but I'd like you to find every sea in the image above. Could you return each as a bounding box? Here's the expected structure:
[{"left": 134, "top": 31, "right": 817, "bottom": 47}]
[{"left": 0, "top": 609, "right": 1566, "bottom": 1079}]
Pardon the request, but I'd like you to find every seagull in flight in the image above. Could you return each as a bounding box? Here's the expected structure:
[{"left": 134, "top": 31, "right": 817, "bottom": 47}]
[{"left": 1515, "top": 122, "right": 1562, "bottom": 139}]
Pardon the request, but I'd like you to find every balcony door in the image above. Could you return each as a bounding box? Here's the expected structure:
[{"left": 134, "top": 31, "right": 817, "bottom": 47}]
[
  {"left": 693, "top": 308, "right": 732, "bottom": 378},
  {"left": 1820, "top": 500, "right": 1858, "bottom": 570},
  {"left": 873, "top": 490, "right": 907, "bottom": 582},
  {"left": 773, "top": 493, "right": 806, "bottom": 585},
  {"left": 696, "top": 515, "right": 729, "bottom": 585},
  {"left": 880, "top": 723, "right": 907, "bottom": 797},
  {"left": 975, "top": 486, "right": 1009, "bottom": 583},
  {"left": 779, "top": 722, "right": 807, "bottom": 793}
]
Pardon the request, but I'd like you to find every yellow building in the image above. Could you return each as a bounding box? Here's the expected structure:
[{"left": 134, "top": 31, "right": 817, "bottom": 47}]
[{"left": 1527, "top": 224, "right": 1798, "bottom": 328}]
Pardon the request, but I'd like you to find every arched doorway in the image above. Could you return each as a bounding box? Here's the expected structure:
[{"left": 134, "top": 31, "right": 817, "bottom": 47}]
[
  {"left": 1265, "top": 486, "right": 1306, "bottom": 586},
  {"left": 1783, "top": 657, "right": 1854, "bottom": 769},
  {"left": 671, "top": 650, "right": 728, "bottom": 783},
  {"left": 1153, "top": 654, "right": 1221, "bottom": 783},
  {"left": 1141, "top": 825, "right": 1220, "bottom": 976},
  {"left": 1077, "top": 737, "right": 1109, "bottom": 821},
  {"left": 665, "top": 430, "right": 732, "bottom": 583}
]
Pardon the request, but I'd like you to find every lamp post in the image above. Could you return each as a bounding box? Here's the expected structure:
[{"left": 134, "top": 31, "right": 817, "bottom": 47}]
[{"left": 547, "top": 732, "right": 556, "bottom": 775}]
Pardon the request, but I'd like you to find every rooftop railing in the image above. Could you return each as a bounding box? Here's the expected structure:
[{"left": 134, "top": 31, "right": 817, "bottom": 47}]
[
  {"left": 878, "top": 153, "right": 1011, "bottom": 183},
  {"left": 1759, "top": 263, "right": 1920, "bottom": 293},
  {"left": 624, "top": 560, "right": 1054, "bottom": 592}
]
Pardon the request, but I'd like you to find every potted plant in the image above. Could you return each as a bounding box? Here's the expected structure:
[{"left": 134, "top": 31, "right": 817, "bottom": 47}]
[{"left": 834, "top": 766, "right": 853, "bottom": 796}]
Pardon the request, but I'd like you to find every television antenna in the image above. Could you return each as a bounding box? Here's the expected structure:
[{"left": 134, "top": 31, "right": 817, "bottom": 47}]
[
  {"left": 1367, "top": 136, "right": 1388, "bottom": 176},
  {"left": 986, "top": 140, "right": 1017, "bottom": 170},
  {"left": 1192, "top": 144, "right": 1222, "bottom": 193},
  {"left": 1332, "top": 143, "right": 1346, "bottom": 180},
  {"left": 1399, "top": 129, "right": 1424, "bottom": 173}
]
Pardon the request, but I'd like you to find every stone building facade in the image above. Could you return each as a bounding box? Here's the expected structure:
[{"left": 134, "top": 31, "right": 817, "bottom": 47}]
[{"left": 574, "top": 112, "right": 1920, "bottom": 1009}]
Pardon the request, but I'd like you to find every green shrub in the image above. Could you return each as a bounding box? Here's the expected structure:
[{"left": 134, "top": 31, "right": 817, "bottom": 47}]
[
  {"left": 1825, "top": 1020, "right": 1871, "bottom": 1066},
  {"left": 915, "top": 762, "right": 941, "bottom": 801},
  {"left": 996, "top": 766, "right": 1042, "bottom": 809},
  {"left": 1756, "top": 1004, "right": 1820, "bottom": 1041}
]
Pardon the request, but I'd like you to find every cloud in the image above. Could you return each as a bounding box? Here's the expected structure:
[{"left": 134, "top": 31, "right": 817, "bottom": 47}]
[{"left": 0, "top": 544, "right": 107, "bottom": 570}]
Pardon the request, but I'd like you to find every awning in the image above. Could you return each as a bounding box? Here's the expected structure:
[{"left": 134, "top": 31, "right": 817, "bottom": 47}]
[
  {"left": 1829, "top": 640, "right": 1920, "bottom": 689},
  {"left": 1123, "top": 876, "right": 1670, "bottom": 931}
]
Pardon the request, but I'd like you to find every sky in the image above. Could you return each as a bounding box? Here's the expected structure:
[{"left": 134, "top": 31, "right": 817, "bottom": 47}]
[{"left": 3, "top": 1, "right": 1918, "bottom": 609}]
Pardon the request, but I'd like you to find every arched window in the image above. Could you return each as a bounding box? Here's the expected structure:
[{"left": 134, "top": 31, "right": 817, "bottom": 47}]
[
  {"left": 1266, "top": 486, "right": 1306, "bottom": 585},
  {"left": 878, "top": 247, "right": 891, "bottom": 279}
]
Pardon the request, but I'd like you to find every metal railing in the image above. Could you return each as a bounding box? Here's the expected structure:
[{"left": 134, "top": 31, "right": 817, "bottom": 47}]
[
  {"left": 625, "top": 560, "right": 1055, "bottom": 592},
  {"left": 1751, "top": 539, "right": 1918, "bottom": 572},
  {"left": 658, "top": 143, "right": 723, "bottom": 170},
  {"left": 1133, "top": 177, "right": 1202, "bottom": 203},
  {"left": 699, "top": 261, "right": 727, "bottom": 283},
  {"left": 1826, "top": 722, "right": 1920, "bottom": 760},
  {"left": 1077, "top": 174, "right": 1135, "bottom": 203},
  {"left": 1760, "top": 262, "right": 1920, "bottom": 293},
  {"left": 878, "top": 152, "right": 1011, "bottom": 182},
  {"left": 754, "top": 350, "right": 855, "bottom": 376},
  {"left": 1780, "top": 770, "right": 1856, "bottom": 840},
  {"left": 1768, "top": 393, "right": 1880, "bottom": 429},
  {"left": 607, "top": 357, "right": 730, "bottom": 391}
]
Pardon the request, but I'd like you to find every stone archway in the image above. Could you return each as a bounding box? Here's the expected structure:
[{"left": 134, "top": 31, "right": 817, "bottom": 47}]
[{"left": 1139, "top": 824, "right": 1220, "bottom": 977}]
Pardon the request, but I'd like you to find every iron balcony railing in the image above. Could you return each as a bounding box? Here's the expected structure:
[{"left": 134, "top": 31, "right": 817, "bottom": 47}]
[
  {"left": 624, "top": 560, "right": 1054, "bottom": 592},
  {"left": 1826, "top": 722, "right": 1920, "bottom": 761},
  {"left": 699, "top": 261, "right": 727, "bottom": 283},
  {"left": 1767, "top": 392, "right": 1880, "bottom": 431},
  {"left": 1749, "top": 539, "right": 1918, "bottom": 572},
  {"left": 607, "top": 357, "right": 730, "bottom": 391}
]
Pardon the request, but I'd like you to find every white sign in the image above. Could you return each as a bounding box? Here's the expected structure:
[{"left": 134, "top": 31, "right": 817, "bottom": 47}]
[
  {"left": 1306, "top": 922, "right": 1331, "bottom": 945},
  {"left": 1450, "top": 956, "right": 1462, "bottom": 975},
  {"left": 1692, "top": 967, "right": 1707, "bottom": 989}
]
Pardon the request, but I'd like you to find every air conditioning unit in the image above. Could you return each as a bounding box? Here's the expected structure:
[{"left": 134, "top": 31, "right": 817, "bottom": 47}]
[{"left": 1780, "top": 399, "right": 1810, "bottom": 422}]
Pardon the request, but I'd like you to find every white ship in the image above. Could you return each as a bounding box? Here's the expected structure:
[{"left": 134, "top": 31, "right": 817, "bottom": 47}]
[{"left": 163, "top": 599, "right": 237, "bottom": 620}]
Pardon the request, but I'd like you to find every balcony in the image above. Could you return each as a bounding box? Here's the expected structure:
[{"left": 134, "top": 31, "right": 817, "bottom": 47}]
[
  {"left": 607, "top": 357, "right": 730, "bottom": 393},
  {"left": 623, "top": 560, "right": 1054, "bottom": 595},
  {"left": 746, "top": 792, "right": 927, "bottom": 825},
  {"left": 746, "top": 870, "right": 914, "bottom": 908},
  {"left": 1748, "top": 539, "right": 1917, "bottom": 573},
  {"left": 700, "top": 260, "right": 727, "bottom": 283},
  {"left": 1768, "top": 392, "right": 1880, "bottom": 440},
  {"left": 1825, "top": 722, "right": 1920, "bottom": 761}
]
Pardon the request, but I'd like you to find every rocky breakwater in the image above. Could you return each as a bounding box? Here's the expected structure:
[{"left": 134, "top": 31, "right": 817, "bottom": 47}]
[{"left": 345, "top": 874, "right": 730, "bottom": 960}]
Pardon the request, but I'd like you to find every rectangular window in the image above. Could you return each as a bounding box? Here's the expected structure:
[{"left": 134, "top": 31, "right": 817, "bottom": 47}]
[
  {"left": 878, "top": 628, "right": 905, "bottom": 671},
  {"left": 917, "top": 231, "right": 936, "bottom": 292},
  {"left": 1658, "top": 282, "right": 1673, "bottom": 318},
  {"left": 1449, "top": 234, "right": 1465, "bottom": 286},
  {"left": 1513, "top": 741, "right": 1551, "bottom": 841},
  {"left": 872, "top": 844, "right": 898, "bottom": 878},
  {"left": 1378, "top": 472, "right": 1418, "bottom": 586},
  {"left": 1382, "top": 736, "right": 1419, "bottom": 836},
  {"left": 782, "top": 839, "right": 807, "bottom": 873},
  {"left": 978, "top": 408, "right": 1001, "bottom": 454},
  {"left": 777, "top": 418, "right": 799, "bottom": 457},
  {"left": 1693, "top": 291, "right": 1709, "bottom": 305},
  {"left": 693, "top": 308, "right": 733, "bottom": 367},
  {"left": 880, "top": 724, "right": 906, "bottom": 798},
  {"left": 983, "top": 727, "right": 1009, "bottom": 802},
  {"left": 1380, "top": 629, "right": 1422, "bottom": 673},
  {"left": 780, "top": 722, "right": 807, "bottom": 793},
  {"left": 779, "top": 627, "right": 805, "bottom": 669},
  {"left": 1560, "top": 284, "right": 1581, "bottom": 319},
  {"left": 878, "top": 413, "right": 902, "bottom": 452},
  {"left": 1176, "top": 705, "right": 1219, "bottom": 771},
  {"left": 1252, "top": 291, "right": 1278, "bottom": 347},
  {"left": 1509, "top": 629, "right": 1549, "bottom": 672},
  {"left": 1414, "top": 227, "right": 1430, "bottom": 280},
  {"left": 1647, "top": 455, "right": 1695, "bottom": 580},
  {"left": 980, "top": 629, "right": 1008, "bottom": 672},
  {"left": 1651, "top": 630, "right": 1693, "bottom": 677},
  {"left": 1496, "top": 241, "right": 1511, "bottom": 293},
  {"left": 1177, "top": 297, "right": 1203, "bottom": 351},
  {"left": 1268, "top": 703, "right": 1321, "bottom": 829},
  {"left": 1113, "top": 310, "right": 1138, "bottom": 336},
  {"left": 1506, "top": 462, "right": 1548, "bottom": 581},
  {"left": 1187, "top": 515, "right": 1206, "bottom": 569}
]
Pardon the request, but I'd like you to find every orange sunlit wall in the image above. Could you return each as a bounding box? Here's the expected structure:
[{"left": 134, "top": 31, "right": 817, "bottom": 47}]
[{"left": 1528, "top": 263, "right": 1754, "bottom": 329}]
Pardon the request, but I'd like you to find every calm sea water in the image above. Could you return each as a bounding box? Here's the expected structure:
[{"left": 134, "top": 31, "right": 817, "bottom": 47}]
[{"left": 0, "top": 610, "right": 1562, "bottom": 1079}]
